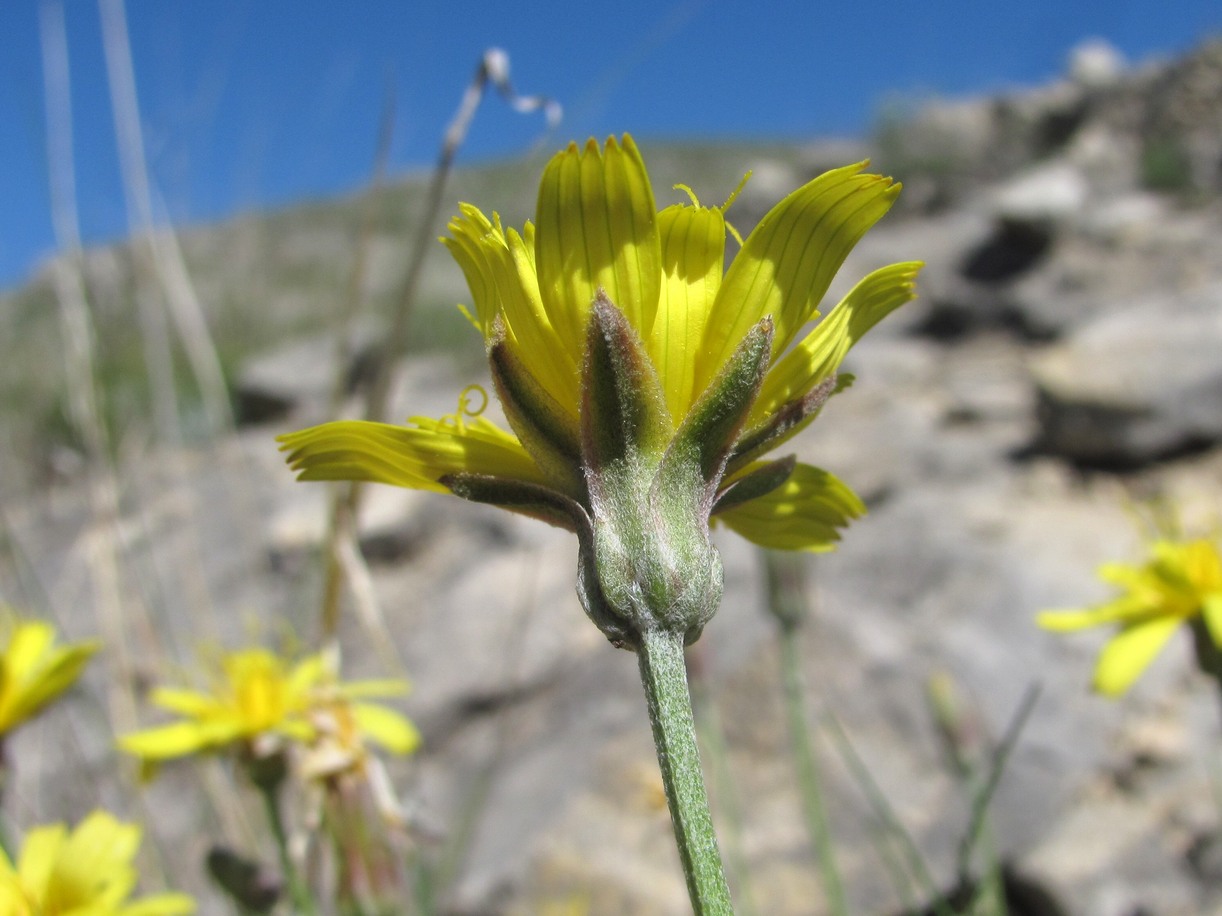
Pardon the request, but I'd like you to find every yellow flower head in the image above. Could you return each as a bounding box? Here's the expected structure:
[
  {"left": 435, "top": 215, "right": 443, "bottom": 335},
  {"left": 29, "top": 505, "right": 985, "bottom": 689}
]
[
  {"left": 0, "top": 615, "right": 98, "bottom": 738},
  {"left": 282, "top": 136, "right": 919, "bottom": 646},
  {"left": 119, "top": 647, "right": 419, "bottom": 764},
  {"left": 1038, "top": 537, "right": 1222, "bottom": 696},
  {"left": 0, "top": 809, "right": 194, "bottom": 916}
]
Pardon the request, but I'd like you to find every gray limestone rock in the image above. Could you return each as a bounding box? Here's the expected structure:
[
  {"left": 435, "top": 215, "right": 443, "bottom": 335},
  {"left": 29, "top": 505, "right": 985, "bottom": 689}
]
[{"left": 1031, "top": 284, "right": 1222, "bottom": 466}]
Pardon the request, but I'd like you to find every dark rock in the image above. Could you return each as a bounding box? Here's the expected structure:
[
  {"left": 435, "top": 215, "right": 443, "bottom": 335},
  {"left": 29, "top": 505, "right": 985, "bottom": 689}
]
[{"left": 1030, "top": 284, "right": 1222, "bottom": 467}]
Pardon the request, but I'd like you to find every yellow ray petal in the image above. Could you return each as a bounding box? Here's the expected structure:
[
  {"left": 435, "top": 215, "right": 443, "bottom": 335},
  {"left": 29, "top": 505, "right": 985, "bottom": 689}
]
[
  {"left": 121, "top": 892, "right": 198, "bottom": 915},
  {"left": 1093, "top": 614, "right": 1182, "bottom": 696},
  {"left": 698, "top": 162, "right": 900, "bottom": 392},
  {"left": 352, "top": 702, "right": 421, "bottom": 755},
  {"left": 5, "top": 621, "right": 55, "bottom": 677},
  {"left": 1036, "top": 596, "right": 1156, "bottom": 632},
  {"left": 57, "top": 811, "right": 140, "bottom": 889},
  {"left": 714, "top": 463, "right": 864, "bottom": 552},
  {"left": 753, "top": 261, "right": 922, "bottom": 421},
  {"left": 535, "top": 136, "right": 660, "bottom": 351},
  {"left": 649, "top": 202, "right": 728, "bottom": 421},
  {"left": 118, "top": 721, "right": 228, "bottom": 760},
  {"left": 16, "top": 823, "right": 66, "bottom": 893},
  {"left": 147, "top": 687, "right": 221, "bottom": 718},
  {"left": 279, "top": 416, "right": 546, "bottom": 493},
  {"left": 441, "top": 203, "right": 503, "bottom": 335},
  {"left": 286, "top": 653, "right": 328, "bottom": 696},
  {"left": 1203, "top": 594, "right": 1222, "bottom": 648},
  {"left": 442, "top": 209, "right": 578, "bottom": 412}
]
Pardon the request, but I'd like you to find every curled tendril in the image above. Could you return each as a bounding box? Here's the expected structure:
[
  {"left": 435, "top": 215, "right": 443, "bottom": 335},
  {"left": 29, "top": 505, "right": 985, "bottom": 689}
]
[
  {"left": 720, "top": 171, "right": 751, "bottom": 213},
  {"left": 674, "top": 183, "right": 702, "bottom": 207},
  {"left": 670, "top": 175, "right": 748, "bottom": 246},
  {"left": 721, "top": 171, "right": 751, "bottom": 246},
  {"left": 440, "top": 384, "right": 489, "bottom": 430}
]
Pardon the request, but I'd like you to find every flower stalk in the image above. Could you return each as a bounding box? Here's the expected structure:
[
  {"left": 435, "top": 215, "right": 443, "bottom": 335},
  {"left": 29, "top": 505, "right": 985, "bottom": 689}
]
[
  {"left": 637, "top": 627, "right": 734, "bottom": 915},
  {"left": 249, "top": 752, "right": 318, "bottom": 916},
  {"left": 763, "top": 551, "right": 847, "bottom": 916}
]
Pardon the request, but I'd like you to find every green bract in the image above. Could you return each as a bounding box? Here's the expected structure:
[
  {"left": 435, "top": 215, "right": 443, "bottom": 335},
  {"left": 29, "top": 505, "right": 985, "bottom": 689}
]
[{"left": 281, "top": 135, "right": 921, "bottom": 646}]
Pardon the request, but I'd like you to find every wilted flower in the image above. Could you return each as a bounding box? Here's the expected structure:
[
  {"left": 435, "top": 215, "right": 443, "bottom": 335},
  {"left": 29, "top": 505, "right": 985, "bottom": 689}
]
[
  {"left": 0, "top": 809, "right": 194, "bottom": 915},
  {"left": 119, "top": 647, "right": 418, "bottom": 763},
  {"left": 0, "top": 615, "right": 97, "bottom": 738},
  {"left": 282, "top": 135, "right": 919, "bottom": 649},
  {"left": 1038, "top": 537, "right": 1222, "bottom": 695}
]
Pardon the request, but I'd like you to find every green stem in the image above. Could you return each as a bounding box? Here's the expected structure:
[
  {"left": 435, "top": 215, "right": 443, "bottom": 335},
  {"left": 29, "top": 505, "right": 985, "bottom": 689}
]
[
  {"left": 636, "top": 627, "right": 734, "bottom": 915},
  {"left": 256, "top": 779, "right": 318, "bottom": 916},
  {"left": 778, "top": 624, "right": 848, "bottom": 916},
  {"left": 0, "top": 740, "right": 11, "bottom": 860},
  {"left": 823, "top": 711, "right": 951, "bottom": 916}
]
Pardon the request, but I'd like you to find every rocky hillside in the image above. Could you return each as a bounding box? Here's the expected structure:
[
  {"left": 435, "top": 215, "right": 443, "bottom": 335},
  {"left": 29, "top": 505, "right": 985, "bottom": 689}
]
[{"left": 4, "top": 36, "right": 1222, "bottom": 916}]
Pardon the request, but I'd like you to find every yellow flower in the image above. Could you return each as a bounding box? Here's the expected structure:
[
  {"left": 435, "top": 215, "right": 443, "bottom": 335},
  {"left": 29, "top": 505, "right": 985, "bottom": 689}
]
[
  {"left": 0, "top": 809, "right": 194, "bottom": 915},
  {"left": 282, "top": 135, "right": 919, "bottom": 646},
  {"left": 0, "top": 616, "right": 98, "bottom": 737},
  {"left": 1038, "top": 538, "right": 1222, "bottom": 696},
  {"left": 284, "top": 135, "right": 916, "bottom": 546},
  {"left": 118, "top": 648, "right": 419, "bottom": 763}
]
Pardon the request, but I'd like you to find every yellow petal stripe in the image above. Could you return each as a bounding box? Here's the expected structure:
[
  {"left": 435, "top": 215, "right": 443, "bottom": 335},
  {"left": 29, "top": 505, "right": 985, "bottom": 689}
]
[
  {"left": 442, "top": 209, "right": 579, "bottom": 414},
  {"left": 698, "top": 162, "right": 900, "bottom": 392},
  {"left": 535, "top": 136, "right": 660, "bottom": 353},
  {"left": 715, "top": 463, "right": 864, "bottom": 552},
  {"left": 440, "top": 203, "right": 503, "bottom": 336},
  {"left": 649, "top": 202, "right": 728, "bottom": 421},
  {"left": 753, "top": 261, "right": 922, "bottom": 421},
  {"left": 280, "top": 416, "right": 547, "bottom": 492}
]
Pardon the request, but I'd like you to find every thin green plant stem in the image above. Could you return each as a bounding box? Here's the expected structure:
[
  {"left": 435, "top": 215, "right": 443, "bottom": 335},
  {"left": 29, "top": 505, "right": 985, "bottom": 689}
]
[
  {"left": 0, "top": 741, "right": 11, "bottom": 860},
  {"left": 636, "top": 627, "right": 734, "bottom": 915},
  {"left": 975, "top": 826, "right": 1008, "bottom": 916},
  {"left": 256, "top": 780, "right": 317, "bottom": 916},
  {"left": 760, "top": 549, "right": 846, "bottom": 914},
  {"left": 777, "top": 624, "right": 847, "bottom": 916},
  {"left": 823, "top": 710, "right": 953, "bottom": 916},
  {"left": 866, "top": 819, "right": 922, "bottom": 915},
  {"left": 954, "top": 685, "right": 1040, "bottom": 885},
  {"left": 689, "top": 658, "right": 759, "bottom": 916}
]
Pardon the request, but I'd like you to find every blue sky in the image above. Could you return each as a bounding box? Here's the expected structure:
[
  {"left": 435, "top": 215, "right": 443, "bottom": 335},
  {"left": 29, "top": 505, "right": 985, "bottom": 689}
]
[{"left": 1, "top": 0, "right": 1219, "bottom": 291}]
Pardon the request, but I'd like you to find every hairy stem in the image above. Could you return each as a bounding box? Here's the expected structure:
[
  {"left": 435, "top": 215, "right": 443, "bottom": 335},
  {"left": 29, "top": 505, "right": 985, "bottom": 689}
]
[{"left": 636, "top": 627, "right": 734, "bottom": 915}]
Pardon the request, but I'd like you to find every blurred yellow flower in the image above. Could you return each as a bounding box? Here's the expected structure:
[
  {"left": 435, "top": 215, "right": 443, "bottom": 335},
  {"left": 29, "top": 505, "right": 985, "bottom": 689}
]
[
  {"left": 1038, "top": 538, "right": 1222, "bottom": 695},
  {"left": 0, "top": 809, "right": 194, "bottom": 915},
  {"left": 300, "top": 693, "right": 419, "bottom": 783},
  {"left": 118, "top": 647, "right": 418, "bottom": 763},
  {"left": 0, "top": 616, "right": 98, "bottom": 737},
  {"left": 282, "top": 134, "right": 920, "bottom": 555}
]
